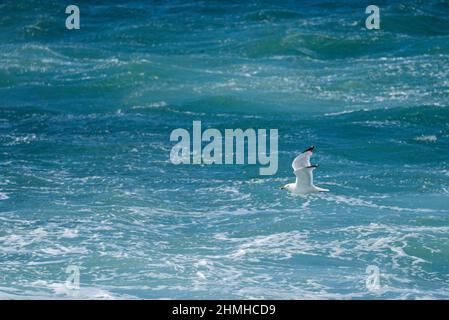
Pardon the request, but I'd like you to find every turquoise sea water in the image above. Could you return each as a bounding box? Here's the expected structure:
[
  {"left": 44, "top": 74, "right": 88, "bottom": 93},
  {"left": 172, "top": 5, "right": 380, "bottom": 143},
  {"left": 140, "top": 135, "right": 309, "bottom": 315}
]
[{"left": 1, "top": 0, "right": 449, "bottom": 299}]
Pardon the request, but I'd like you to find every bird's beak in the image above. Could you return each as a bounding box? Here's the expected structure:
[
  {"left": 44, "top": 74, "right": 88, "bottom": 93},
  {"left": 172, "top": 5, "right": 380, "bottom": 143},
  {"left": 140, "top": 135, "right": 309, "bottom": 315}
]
[
  {"left": 279, "top": 186, "right": 286, "bottom": 190},
  {"left": 302, "top": 145, "right": 315, "bottom": 153}
]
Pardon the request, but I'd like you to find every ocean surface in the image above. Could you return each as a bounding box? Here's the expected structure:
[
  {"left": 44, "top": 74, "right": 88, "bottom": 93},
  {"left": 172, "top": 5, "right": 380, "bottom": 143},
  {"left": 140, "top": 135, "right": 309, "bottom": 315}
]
[{"left": 1, "top": 0, "right": 449, "bottom": 299}]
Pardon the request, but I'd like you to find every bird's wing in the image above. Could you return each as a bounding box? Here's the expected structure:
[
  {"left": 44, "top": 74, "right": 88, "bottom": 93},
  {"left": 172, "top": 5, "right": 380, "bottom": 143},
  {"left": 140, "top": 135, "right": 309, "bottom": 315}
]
[
  {"left": 294, "top": 166, "right": 316, "bottom": 189},
  {"left": 292, "top": 146, "right": 314, "bottom": 171}
]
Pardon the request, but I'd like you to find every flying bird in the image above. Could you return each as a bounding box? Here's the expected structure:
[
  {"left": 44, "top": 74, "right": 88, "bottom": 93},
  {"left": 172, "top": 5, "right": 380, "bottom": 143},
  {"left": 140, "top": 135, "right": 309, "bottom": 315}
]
[{"left": 280, "top": 146, "right": 329, "bottom": 194}]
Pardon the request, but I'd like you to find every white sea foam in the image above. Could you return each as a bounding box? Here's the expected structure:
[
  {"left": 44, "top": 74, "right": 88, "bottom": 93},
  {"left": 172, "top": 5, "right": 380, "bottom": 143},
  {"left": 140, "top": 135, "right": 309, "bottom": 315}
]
[
  {"left": 132, "top": 101, "right": 168, "bottom": 109},
  {"left": 40, "top": 245, "right": 88, "bottom": 255},
  {"left": 5, "top": 133, "right": 38, "bottom": 146},
  {"left": 61, "top": 229, "right": 79, "bottom": 238},
  {"left": 324, "top": 108, "right": 369, "bottom": 116},
  {"left": 0, "top": 192, "right": 9, "bottom": 200},
  {"left": 414, "top": 135, "right": 437, "bottom": 142},
  {"left": 26, "top": 280, "right": 126, "bottom": 299},
  {"left": 323, "top": 194, "right": 436, "bottom": 213}
]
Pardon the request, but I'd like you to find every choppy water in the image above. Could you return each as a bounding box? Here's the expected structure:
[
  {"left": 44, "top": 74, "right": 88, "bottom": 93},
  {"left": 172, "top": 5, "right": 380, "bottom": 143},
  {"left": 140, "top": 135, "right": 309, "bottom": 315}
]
[{"left": 1, "top": 0, "right": 449, "bottom": 299}]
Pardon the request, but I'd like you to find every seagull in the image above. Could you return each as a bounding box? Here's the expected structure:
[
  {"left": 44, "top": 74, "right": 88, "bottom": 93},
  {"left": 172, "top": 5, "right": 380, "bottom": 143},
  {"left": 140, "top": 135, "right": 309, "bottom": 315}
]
[{"left": 280, "top": 146, "right": 329, "bottom": 194}]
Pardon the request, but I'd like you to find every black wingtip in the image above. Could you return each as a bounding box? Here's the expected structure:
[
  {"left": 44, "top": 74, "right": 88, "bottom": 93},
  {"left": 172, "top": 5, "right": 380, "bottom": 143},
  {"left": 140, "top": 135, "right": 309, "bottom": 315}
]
[{"left": 303, "top": 145, "right": 315, "bottom": 153}]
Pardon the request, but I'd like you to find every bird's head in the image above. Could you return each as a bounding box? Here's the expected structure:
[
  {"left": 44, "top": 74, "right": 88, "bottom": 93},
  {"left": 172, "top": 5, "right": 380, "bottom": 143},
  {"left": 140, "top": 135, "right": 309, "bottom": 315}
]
[{"left": 279, "top": 184, "right": 288, "bottom": 190}]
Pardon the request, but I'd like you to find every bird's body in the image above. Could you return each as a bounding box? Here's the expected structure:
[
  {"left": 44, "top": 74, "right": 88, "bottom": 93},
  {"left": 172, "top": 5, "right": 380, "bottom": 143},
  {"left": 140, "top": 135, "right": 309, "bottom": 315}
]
[{"left": 281, "top": 146, "right": 329, "bottom": 194}]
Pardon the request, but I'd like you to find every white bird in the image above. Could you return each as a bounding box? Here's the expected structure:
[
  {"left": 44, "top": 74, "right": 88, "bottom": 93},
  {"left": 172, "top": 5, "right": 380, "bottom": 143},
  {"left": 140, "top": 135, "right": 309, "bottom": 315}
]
[{"left": 280, "top": 146, "right": 329, "bottom": 194}]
